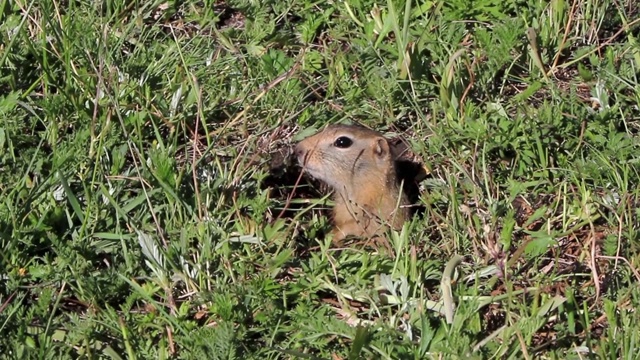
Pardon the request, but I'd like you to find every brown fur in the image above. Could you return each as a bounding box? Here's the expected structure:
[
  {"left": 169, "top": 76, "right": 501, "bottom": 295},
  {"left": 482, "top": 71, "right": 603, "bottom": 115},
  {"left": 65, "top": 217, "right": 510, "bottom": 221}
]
[{"left": 295, "top": 125, "right": 410, "bottom": 242}]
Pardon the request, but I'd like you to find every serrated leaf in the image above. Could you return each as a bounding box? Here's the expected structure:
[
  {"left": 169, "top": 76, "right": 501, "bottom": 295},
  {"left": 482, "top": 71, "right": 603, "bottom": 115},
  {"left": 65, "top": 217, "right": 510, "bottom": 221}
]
[{"left": 524, "top": 232, "right": 556, "bottom": 258}]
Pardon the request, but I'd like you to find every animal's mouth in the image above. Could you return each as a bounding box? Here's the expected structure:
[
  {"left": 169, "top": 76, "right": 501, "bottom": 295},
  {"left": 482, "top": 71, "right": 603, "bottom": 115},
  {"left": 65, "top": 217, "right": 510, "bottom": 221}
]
[
  {"left": 295, "top": 149, "right": 314, "bottom": 171},
  {"left": 296, "top": 157, "right": 323, "bottom": 182},
  {"left": 294, "top": 145, "right": 324, "bottom": 181},
  {"left": 298, "top": 162, "right": 319, "bottom": 179}
]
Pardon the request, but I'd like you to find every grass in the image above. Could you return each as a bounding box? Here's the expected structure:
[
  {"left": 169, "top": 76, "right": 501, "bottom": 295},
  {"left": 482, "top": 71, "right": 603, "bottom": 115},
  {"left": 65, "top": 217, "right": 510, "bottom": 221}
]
[{"left": 1, "top": 0, "right": 640, "bottom": 358}]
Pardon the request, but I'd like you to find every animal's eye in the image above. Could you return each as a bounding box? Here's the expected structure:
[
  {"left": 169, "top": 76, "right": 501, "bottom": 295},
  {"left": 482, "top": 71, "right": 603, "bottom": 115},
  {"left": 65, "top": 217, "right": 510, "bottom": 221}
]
[{"left": 333, "top": 136, "right": 353, "bottom": 148}]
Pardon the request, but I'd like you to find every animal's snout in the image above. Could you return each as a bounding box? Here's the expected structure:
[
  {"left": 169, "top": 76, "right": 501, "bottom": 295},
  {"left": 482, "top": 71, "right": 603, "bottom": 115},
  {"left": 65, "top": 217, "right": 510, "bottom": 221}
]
[{"left": 294, "top": 143, "right": 307, "bottom": 164}]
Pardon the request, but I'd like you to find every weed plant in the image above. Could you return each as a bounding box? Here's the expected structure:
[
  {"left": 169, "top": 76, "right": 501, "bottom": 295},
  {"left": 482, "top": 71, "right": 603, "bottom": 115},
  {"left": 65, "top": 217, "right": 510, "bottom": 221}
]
[{"left": 1, "top": 0, "right": 640, "bottom": 358}]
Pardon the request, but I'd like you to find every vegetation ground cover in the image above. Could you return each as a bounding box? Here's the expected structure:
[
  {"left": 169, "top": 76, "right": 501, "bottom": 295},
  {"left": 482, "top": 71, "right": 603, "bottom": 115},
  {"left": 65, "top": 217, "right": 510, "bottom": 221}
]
[{"left": 1, "top": 0, "right": 640, "bottom": 358}]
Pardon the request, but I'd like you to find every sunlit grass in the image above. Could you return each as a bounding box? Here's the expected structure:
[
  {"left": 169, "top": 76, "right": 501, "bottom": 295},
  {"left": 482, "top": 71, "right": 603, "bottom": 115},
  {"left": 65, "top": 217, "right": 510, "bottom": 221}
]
[{"left": 1, "top": 0, "right": 639, "bottom": 358}]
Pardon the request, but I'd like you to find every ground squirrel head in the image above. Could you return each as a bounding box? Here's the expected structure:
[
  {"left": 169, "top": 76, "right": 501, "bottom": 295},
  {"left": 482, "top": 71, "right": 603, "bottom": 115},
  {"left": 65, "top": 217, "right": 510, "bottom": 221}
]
[
  {"left": 294, "top": 124, "right": 410, "bottom": 241},
  {"left": 294, "top": 125, "right": 396, "bottom": 193}
]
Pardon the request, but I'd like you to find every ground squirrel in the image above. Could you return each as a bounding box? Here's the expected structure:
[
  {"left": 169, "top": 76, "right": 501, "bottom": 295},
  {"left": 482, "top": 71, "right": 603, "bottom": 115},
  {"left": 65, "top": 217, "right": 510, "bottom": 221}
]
[{"left": 295, "top": 124, "right": 411, "bottom": 242}]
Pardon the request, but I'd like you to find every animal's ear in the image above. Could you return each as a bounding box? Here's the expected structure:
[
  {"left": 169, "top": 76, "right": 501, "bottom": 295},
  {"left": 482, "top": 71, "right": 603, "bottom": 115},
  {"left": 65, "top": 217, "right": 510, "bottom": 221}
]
[{"left": 372, "top": 137, "right": 390, "bottom": 159}]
